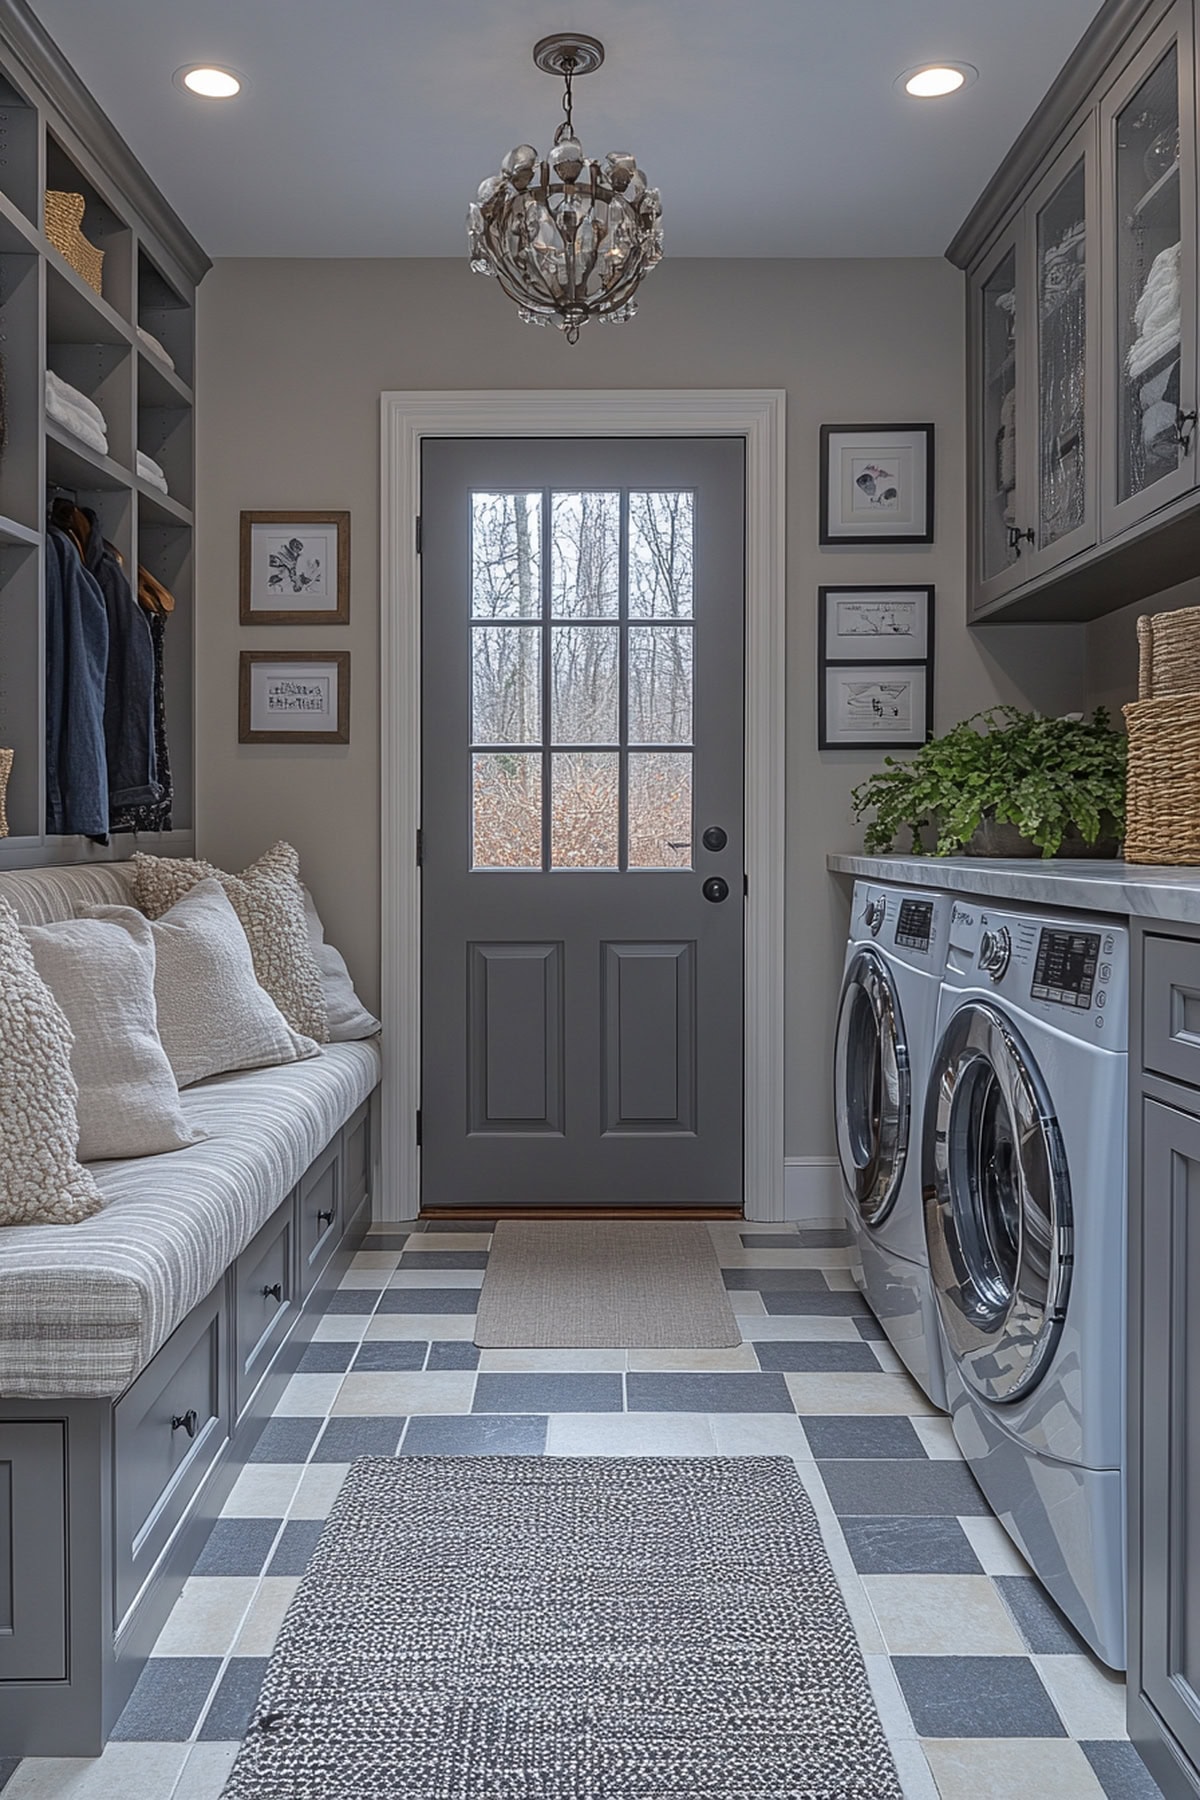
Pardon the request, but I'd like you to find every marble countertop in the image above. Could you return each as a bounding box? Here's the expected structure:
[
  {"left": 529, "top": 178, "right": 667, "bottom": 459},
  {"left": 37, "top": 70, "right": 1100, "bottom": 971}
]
[{"left": 827, "top": 852, "right": 1200, "bottom": 925}]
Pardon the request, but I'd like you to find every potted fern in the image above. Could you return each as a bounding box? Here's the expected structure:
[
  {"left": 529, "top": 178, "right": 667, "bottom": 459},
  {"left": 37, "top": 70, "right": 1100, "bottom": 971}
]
[{"left": 850, "top": 706, "right": 1126, "bottom": 858}]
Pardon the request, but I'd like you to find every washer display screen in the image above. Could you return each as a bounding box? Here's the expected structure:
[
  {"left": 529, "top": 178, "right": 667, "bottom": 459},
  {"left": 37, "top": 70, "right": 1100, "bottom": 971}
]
[
  {"left": 1031, "top": 928, "right": 1100, "bottom": 1008},
  {"left": 896, "top": 899, "right": 934, "bottom": 951}
]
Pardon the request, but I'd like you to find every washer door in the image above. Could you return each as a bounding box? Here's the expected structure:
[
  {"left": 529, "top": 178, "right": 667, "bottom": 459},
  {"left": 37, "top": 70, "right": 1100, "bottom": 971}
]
[
  {"left": 835, "top": 947, "right": 911, "bottom": 1228},
  {"left": 923, "top": 1001, "right": 1072, "bottom": 1404}
]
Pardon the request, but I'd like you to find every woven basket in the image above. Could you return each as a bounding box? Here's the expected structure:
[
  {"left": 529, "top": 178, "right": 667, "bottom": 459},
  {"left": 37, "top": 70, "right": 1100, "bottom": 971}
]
[
  {"left": 1123, "top": 695, "right": 1200, "bottom": 863},
  {"left": 1138, "top": 604, "right": 1200, "bottom": 699},
  {"left": 44, "top": 191, "right": 103, "bottom": 295},
  {"left": 0, "top": 748, "right": 11, "bottom": 840}
]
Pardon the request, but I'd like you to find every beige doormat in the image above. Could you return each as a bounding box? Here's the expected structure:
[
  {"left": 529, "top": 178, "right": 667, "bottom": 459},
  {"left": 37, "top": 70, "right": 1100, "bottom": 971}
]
[{"left": 473, "top": 1220, "right": 740, "bottom": 1348}]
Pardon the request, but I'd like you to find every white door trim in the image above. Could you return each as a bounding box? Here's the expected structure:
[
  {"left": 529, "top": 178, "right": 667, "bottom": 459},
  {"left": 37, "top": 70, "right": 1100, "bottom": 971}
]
[{"left": 379, "top": 389, "right": 787, "bottom": 1221}]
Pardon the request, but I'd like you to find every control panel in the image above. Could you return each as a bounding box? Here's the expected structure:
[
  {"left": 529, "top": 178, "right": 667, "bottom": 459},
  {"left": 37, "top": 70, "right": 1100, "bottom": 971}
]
[
  {"left": 895, "top": 898, "right": 934, "bottom": 952},
  {"left": 1032, "top": 928, "right": 1102, "bottom": 1011}
]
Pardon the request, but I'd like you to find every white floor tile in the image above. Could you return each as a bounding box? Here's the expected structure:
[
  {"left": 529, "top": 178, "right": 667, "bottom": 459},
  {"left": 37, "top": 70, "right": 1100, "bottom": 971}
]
[
  {"left": 864, "top": 1653, "right": 919, "bottom": 1742},
  {"left": 869, "top": 1341, "right": 906, "bottom": 1373},
  {"left": 920, "top": 1738, "right": 1106, "bottom": 1798},
  {"left": 717, "top": 1248, "right": 853, "bottom": 1269},
  {"left": 889, "top": 1737, "right": 939, "bottom": 1800},
  {"left": 334, "top": 1370, "right": 475, "bottom": 1415},
  {"left": 150, "top": 1576, "right": 258, "bottom": 1657},
  {"left": 728, "top": 1291, "right": 766, "bottom": 1315},
  {"left": 364, "top": 1313, "right": 477, "bottom": 1340},
  {"left": 863, "top": 1574, "right": 1026, "bottom": 1656},
  {"left": 707, "top": 1414, "right": 813, "bottom": 1459},
  {"left": 783, "top": 1371, "right": 937, "bottom": 1415},
  {"left": 310, "top": 1313, "right": 372, "bottom": 1342},
  {"left": 477, "top": 1349, "right": 626, "bottom": 1372},
  {"left": 388, "top": 1268, "right": 485, "bottom": 1289},
  {"left": 1034, "top": 1652, "right": 1128, "bottom": 1740},
  {"left": 822, "top": 1268, "right": 859, "bottom": 1290},
  {"left": 289, "top": 1463, "right": 351, "bottom": 1519},
  {"left": 348, "top": 1250, "right": 404, "bottom": 1270},
  {"left": 545, "top": 1413, "right": 716, "bottom": 1456},
  {"left": 958, "top": 1513, "right": 1033, "bottom": 1576},
  {"left": 220, "top": 1463, "right": 305, "bottom": 1519},
  {"left": 626, "top": 1346, "right": 759, "bottom": 1372},
  {"left": 169, "top": 1741, "right": 241, "bottom": 1800},
  {"left": 910, "top": 1416, "right": 962, "bottom": 1460},
  {"left": 404, "top": 1233, "right": 492, "bottom": 1251},
  {"left": 4, "top": 1743, "right": 190, "bottom": 1799},
  {"left": 736, "top": 1314, "right": 861, "bottom": 1341},
  {"left": 337, "top": 1266, "right": 393, "bottom": 1289},
  {"left": 233, "top": 1576, "right": 302, "bottom": 1655},
  {"left": 273, "top": 1373, "right": 344, "bottom": 1416}
]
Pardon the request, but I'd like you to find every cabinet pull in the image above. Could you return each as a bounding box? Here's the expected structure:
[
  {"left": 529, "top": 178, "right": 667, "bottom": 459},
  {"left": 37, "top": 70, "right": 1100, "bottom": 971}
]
[
  {"left": 317, "top": 1208, "right": 335, "bottom": 1226},
  {"left": 262, "top": 1282, "right": 283, "bottom": 1302},
  {"left": 1176, "top": 408, "right": 1198, "bottom": 455},
  {"left": 171, "top": 1408, "right": 199, "bottom": 1438},
  {"left": 1007, "top": 525, "right": 1035, "bottom": 552}
]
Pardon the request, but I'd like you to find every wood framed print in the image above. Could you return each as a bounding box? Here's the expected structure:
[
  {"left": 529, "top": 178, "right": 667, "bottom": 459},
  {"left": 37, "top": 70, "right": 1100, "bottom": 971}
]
[
  {"left": 819, "top": 585, "right": 933, "bottom": 664},
  {"left": 239, "top": 510, "right": 350, "bottom": 624},
  {"left": 819, "top": 662, "right": 931, "bottom": 751},
  {"left": 239, "top": 651, "right": 350, "bottom": 744},
  {"left": 819, "top": 424, "right": 934, "bottom": 545}
]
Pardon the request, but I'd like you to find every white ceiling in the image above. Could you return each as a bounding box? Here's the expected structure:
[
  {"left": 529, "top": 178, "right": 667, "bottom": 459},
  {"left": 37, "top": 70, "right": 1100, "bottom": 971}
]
[{"left": 29, "top": 0, "right": 1106, "bottom": 260}]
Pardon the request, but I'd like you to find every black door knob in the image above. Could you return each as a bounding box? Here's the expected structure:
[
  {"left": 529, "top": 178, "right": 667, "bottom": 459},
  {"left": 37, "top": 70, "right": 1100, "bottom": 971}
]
[
  {"left": 702, "top": 826, "right": 728, "bottom": 852},
  {"left": 317, "top": 1208, "right": 335, "bottom": 1227},
  {"left": 262, "top": 1282, "right": 283, "bottom": 1302},
  {"left": 171, "top": 1409, "right": 199, "bottom": 1438},
  {"left": 702, "top": 876, "right": 730, "bottom": 904}
]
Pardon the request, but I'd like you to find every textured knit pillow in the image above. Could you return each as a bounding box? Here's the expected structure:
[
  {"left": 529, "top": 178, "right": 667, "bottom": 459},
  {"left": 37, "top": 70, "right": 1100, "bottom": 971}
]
[
  {"left": 89, "top": 881, "right": 319, "bottom": 1088},
  {"left": 302, "top": 886, "right": 381, "bottom": 1041},
  {"left": 131, "top": 842, "right": 328, "bottom": 1042},
  {"left": 0, "top": 897, "right": 103, "bottom": 1224},
  {"left": 24, "top": 914, "right": 204, "bottom": 1162}
]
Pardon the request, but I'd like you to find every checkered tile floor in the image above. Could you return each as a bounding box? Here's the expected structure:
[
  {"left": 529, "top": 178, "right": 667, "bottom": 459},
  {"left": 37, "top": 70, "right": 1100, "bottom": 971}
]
[{"left": 3, "top": 1221, "right": 1163, "bottom": 1799}]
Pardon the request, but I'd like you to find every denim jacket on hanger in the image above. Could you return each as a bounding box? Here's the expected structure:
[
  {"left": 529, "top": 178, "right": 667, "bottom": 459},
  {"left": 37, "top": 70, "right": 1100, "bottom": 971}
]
[
  {"left": 78, "top": 507, "right": 162, "bottom": 817},
  {"left": 45, "top": 526, "right": 109, "bottom": 837}
]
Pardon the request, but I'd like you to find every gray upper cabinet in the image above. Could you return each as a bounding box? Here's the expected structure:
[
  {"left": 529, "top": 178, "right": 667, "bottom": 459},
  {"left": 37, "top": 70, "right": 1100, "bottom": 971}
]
[{"left": 955, "top": 0, "right": 1200, "bottom": 622}]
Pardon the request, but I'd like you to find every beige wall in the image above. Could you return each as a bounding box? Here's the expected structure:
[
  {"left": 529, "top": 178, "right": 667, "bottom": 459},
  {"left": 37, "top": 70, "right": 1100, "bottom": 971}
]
[
  {"left": 1085, "top": 573, "right": 1200, "bottom": 715},
  {"left": 195, "top": 255, "right": 1087, "bottom": 1162}
]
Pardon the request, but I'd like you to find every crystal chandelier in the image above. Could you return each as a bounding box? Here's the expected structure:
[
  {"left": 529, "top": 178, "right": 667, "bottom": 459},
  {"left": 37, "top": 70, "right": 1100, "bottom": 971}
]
[{"left": 468, "top": 33, "right": 663, "bottom": 344}]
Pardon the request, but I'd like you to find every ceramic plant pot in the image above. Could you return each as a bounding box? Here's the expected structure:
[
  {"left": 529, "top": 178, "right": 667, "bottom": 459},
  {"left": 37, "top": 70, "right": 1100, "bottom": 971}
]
[{"left": 961, "top": 810, "right": 1120, "bottom": 858}]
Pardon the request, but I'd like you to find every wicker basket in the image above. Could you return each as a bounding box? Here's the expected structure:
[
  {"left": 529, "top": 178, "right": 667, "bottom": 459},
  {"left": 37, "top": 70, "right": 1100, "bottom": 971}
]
[
  {"left": 1138, "top": 604, "right": 1200, "bottom": 699},
  {"left": 1123, "top": 695, "right": 1200, "bottom": 863},
  {"left": 0, "top": 748, "right": 11, "bottom": 840},
  {"left": 44, "top": 191, "right": 103, "bottom": 295}
]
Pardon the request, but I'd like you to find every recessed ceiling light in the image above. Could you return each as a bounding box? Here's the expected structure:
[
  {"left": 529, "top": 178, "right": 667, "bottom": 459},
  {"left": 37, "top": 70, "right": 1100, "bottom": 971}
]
[
  {"left": 174, "top": 65, "right": 243, "bottom": 99},
  {"left": 899, "top": 62, "right": 978, "bottom": 99}
]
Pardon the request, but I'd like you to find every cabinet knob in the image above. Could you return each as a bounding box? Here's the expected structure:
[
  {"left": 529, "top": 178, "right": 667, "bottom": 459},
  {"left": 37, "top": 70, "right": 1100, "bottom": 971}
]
[
  {"left": 1007, "top": 525, "right": 1035, "bottom": 552},
  {"left": 317, "top": 1208, "right": 335, "bottom": 1227},
  {"left": 262, "top": 1282, "right": 283, "bottom": 1302},
  {"left": 171, "top": 1408, "right": 199, "bottom": 1438}
]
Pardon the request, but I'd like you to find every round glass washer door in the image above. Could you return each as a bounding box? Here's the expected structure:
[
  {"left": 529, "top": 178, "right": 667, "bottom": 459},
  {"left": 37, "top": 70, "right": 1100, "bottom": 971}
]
[
  {"left": 923, "top": 1000, "right": 1072, "bottom": 1404},
  {"left": 834, "top": 947, "right": 911, "bottom": 1228}
]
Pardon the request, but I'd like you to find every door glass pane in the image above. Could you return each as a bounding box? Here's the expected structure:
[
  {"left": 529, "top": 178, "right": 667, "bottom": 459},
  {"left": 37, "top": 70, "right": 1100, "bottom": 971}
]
[
  {"left": 628, "top": 752, "right": 692, "bottom": 868},
  {"left": 551, "top": 751, "right": 618, "bottom": 868},
  {"left": 471, "top": 492, "right": 543, "bottom": 618},
  {"left": 551, "top": 625, "right": 619, "bottom": 744},
  {"left": 981, "top": 246, "right": 1020, "bottom": 581},
  {"left": 472, "top": 753, "right": 542, "bottom": 869},
  {"left": 472, "top": 625, "right": 541, "bottom": 744},
  {"left": 629, "top": 625, "right": 693, "bottom": 744},
  {"left": 1037, "top": 158, "right": 1087, "bottom": 548},
  {"left": 1115, "top": 43, "right": 1182, "bottom": 505},
  {"left": 550, "top": 492, "right": 620, "bottom": 617},
  {"left": 629, "top": 492, "right": 694, "bottom": 617}
]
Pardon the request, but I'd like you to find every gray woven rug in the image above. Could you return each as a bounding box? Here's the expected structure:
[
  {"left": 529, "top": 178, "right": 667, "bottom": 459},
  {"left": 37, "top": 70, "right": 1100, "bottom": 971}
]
[
  {"left": 221, "top": 1456, "right": 902, "bottom": 1799},
  {"left": 473, "top": 1220, "right": 740, "bottom": 1347}
]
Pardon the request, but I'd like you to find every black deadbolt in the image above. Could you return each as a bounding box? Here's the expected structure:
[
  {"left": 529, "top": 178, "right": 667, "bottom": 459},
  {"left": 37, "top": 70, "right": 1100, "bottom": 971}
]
[
  {"left": 702, "top": 826, "right": 728, "bottom": 852},
  {"left": 702, "top": 876, "right": 730, "bottom": 903}
]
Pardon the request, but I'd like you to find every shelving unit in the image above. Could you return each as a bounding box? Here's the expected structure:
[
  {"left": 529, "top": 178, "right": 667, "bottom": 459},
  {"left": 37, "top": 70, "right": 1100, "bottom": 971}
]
[{"left": 0, "top": 0, "right": 209, "bottom": 868}]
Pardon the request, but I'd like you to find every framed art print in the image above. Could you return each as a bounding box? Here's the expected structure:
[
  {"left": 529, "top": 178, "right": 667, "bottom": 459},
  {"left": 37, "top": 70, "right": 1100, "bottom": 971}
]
[
  {"left": 239, "top": 510, "right": 350, "bottom": 624},
  {"left": 819, "top": 585, "right": 933, "bottom": 664},
  {"left": 819, "top": 424, "right": 934, "bottom": 545},
  {"left": 818, "top": 662, "right": 931, "bottom": 750},
  {"left": 239, "top": 651, "right": 351, "bottom": 744}
]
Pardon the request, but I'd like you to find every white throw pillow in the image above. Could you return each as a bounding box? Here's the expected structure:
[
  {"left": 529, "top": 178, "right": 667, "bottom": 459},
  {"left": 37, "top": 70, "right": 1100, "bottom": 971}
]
[
  {"left": 87, "top": 880, "right": 319, "bottom": 1088},
  {"left": 24, "top": 913, "right": 204, "bottom": 1162},
  {"left": 302, "top": 886, "right": 381, "bottom": 1041},
  {"left": 0, "top": 897, "right": 102, "bottom": 1225}
]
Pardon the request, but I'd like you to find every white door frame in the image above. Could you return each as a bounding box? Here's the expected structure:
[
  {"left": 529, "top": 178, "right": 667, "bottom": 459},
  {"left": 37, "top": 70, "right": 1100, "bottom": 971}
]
[{"left": 379, "top": 389, "right": 787, "bottom": 1221}]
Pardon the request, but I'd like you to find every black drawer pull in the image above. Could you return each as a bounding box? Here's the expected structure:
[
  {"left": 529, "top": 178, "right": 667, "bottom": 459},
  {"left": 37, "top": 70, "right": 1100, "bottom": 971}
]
[
  {"left": 317, "top": 1208, "right": 334, "bottom": 1226},
  {"left": 171, "top": 1409, "right": 198, "bottom": 1438},
  {"left": 262, "top": 1282, "right": 283, "bottom": 1302}
]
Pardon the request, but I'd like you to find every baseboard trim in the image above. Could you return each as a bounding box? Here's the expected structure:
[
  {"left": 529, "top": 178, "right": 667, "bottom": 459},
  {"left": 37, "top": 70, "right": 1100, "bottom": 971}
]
[
  {"left": 421, "top": 1206, "right": 744, "bottom": 1221},
  {"left": 782, "top": 1157, "right": 844, "bottom": 1226}
]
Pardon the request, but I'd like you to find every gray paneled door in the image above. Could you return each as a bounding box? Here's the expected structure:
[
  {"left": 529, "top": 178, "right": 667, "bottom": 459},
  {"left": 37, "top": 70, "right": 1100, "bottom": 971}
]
[{"left": 420, "top": 437, "right": 745, "bottom": 1208}]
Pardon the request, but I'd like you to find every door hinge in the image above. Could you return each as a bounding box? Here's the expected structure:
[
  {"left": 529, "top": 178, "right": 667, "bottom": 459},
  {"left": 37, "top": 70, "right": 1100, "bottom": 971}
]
[
  {"left": 744, "top": 872, "right": 749, "bottom": 897},
  {"left": 415, "top": 515, "right": 422, "bottom": 554},
  {"left": 416, "top": 827, "right": 423, "bottom": 867},
  {"left": 415, "top": 1108, "right": 422, "bottom": 1147}
]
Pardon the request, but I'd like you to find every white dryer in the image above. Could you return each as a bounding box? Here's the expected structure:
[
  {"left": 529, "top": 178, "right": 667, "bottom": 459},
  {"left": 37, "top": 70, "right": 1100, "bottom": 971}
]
[
  {"left": 923, "top": 897, "right": 1128, "bottom": 1669},
  {"left": 834, "top": 880, "right": 951, "bottom": 1409}
]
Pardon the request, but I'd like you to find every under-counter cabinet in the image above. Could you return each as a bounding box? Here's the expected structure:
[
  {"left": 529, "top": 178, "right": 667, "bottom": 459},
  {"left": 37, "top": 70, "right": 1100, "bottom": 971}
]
[{"left": 1129, "top": 921, "right": 1200, "bottom": 1796}]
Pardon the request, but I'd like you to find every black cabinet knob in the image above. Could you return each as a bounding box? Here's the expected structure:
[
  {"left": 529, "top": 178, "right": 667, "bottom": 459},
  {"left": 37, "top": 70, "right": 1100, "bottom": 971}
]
[
  {"left": 702, "top": 876, "right": 730, "bottom": 904},
  {"left": 317, "top": 1208, "right": 335, "bottom": 1227},
  {"left": 262, "top": 1282, "right": 283, "bottom": 1302},
  {"left": 171, "top": 1408, "right": 199, "bottom": 1438},
  {"left": 702, "top": 826, "right": 727, "bottom": 852}
]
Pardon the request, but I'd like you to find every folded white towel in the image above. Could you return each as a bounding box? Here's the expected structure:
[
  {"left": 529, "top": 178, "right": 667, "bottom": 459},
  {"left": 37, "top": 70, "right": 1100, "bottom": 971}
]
[
  {"left": 46, "top": 389, "right": 108, "bottom": 457},
  {"left": 1128, "top": 243, "right": 1182, "bottom": 379},
  {"left": 1129, "top": 322, "right": 1182, "bottom": 383},
  {"left": 136, "top": 325, "right": 176, "bottom": 372},
  {"left": 45, "top": 369, "right": 108, "bottom": 435},
  {"left": 136, "top": 450, "right": 168, "bottom": 494}
]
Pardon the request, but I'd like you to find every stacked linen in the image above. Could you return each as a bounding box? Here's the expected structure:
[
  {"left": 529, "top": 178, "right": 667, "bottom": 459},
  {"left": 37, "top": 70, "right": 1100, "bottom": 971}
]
[
  {"left": 136, "top": 325, "right": 174, "bottom": 371},
  {"left": 1127, "top": 242, "right": 1183, "bottom": 471},
  {"left": 45, "top": 370, "right": 108, "bottom": 457},
  {"left": 136, "top": 450, "right": 169, "bottom": 495}
]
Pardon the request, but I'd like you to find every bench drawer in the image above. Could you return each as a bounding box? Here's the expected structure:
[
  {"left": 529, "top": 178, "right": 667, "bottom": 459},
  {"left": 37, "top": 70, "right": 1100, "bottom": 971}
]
[
  {"left": 234, "top": 1199, "right": 296, "bottom": 1419},
  {"left": 1144, "top": 935, "right": 1200, "bottom": 1093},
  {"left": 298, "top": 1138, "right": 341, "bottom": 1298},
  {"left": 113, "top": 1288, "right": 226, "bottom": 1627},
  {"left": 0, "top": 1423, "right": 67, "bottom": 1680}
]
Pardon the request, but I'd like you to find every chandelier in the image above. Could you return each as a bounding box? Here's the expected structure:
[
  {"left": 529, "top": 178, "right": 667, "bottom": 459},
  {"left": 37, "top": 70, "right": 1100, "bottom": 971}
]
[{"left": 468, "top": 33, "right": 663, "bottom": 344}]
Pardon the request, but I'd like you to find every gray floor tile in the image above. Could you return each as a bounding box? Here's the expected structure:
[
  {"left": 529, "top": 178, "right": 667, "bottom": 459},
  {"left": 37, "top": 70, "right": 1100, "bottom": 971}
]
[
  {"left": 995, "top": 1574, "right": 1091, "bottom": 1654},
  {"left": 800, "top": 1416, "right": 928, "bottom": 1460},
  {"left": 360, "top": 1232, "right": 413, "bottom": 1248},
  {"left": 401, "top": 1414, "right": 548, "bottom": 1455},
  {"left": 723, "top": 1268, "right": 829, "bottom": 1291},
  {"left": 853, "top": 1315, "right": 889, "bottom": 1340},
  {"left": 398, "top": 1250, "right": 489, "bottom": 1269},
  {"left": 755, "top": 1341, "right": 881, "bottom": 1373},
  {"left": 351, "top": 1341, "right": 427, "bottom": 1372},
  {"left": 109, "top": 1656, "right": 222, "bottom": 1741},
  {"left": 312, "top": 1417, "right": 405, "bottom": 1460},
  {"left": 427, "top": 1340, "right": 481, "bottom": 1370},
  {"left": 192, "top": 1518, "right": 281, "bottom": 1577},
  {"left": 893, "top": 1654, "right": 1066, "bottom": 1738},
  {"left": 821, "top": 1458, "right": 991, "bottom": 1516},
  {"left": 266, "top": 1518, "right": 324, "bottom": 1575},
  {"left": 1081, "top": 1740, "right": 1165, "bottom": 1797},
  {"left": 247, "top": 1417, "right": 323, "bottom": 1464},
  {"left": 763, "top": 1290, "right": 872, "bottom": 1316},
  {"left": 796, "top": 1227, "right": 855, "bottom": 1248},
  {"left": 198, "top": 1657, "right": 269, "bottom": 1741},
  {"left": 738, "top": 1232, "right": 802, "bottom": 1248},
  {"left": 0, "top": 1759, "right": 18, "bottom": 1790},
  {"left": 473, "top": 1374, "right": 623, "bottom": 1413},
  {"left": 377, "top": 1288, "right": 482, "bottom": 1314},
  {"left": 323, "top": 1289, "right": 384, "bottom": 1315},
  {"left": 626, "top": 1372, "right": 793, "bottom": 1413},
  {"left": 841, "top": 1516, "right": 984, "bottom": 1575},
  {"left": 295, "top": 1340, "right": 357, "bottom": 1373}
]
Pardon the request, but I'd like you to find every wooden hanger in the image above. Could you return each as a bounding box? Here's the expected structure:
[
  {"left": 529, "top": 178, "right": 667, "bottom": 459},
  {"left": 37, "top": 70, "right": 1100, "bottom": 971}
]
[{"left": 137, "top": 567, "right": 176, "bottom": 616}]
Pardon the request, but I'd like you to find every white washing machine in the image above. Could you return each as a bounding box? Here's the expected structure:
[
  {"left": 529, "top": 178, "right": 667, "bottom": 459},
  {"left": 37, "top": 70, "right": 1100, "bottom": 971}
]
[
  {"left": 923, "top": 897, "right": 1128, "bottom": 1669},
  {"left": 834, "top": 880, "right": 951, "bottom": 1409}
]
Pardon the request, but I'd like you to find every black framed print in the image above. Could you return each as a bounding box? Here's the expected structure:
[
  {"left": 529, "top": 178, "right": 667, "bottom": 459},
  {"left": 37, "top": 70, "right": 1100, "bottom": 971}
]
[
  {"left": 818, "top": 585, "right": 934, "bottom": 664},
  {"left": 819, "top": 423, "right": 934, "bottom": 545},
  {"left": 818, "top": 662, "right": 932, "bottom": 750}
]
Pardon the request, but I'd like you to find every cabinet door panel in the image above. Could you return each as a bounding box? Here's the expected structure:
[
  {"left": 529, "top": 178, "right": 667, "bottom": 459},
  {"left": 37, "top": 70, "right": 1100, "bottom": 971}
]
[{"left": 972, "top": 225, "right": 1031, "bottom": 609}]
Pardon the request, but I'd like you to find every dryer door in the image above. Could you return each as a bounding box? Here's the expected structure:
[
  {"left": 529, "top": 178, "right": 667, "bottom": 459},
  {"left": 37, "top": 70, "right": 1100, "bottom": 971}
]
[
  {"left": 924, "top": 1000, "right": 1072, "bottom": 1404},
  {"left": 835, "top": 947, "right": 911, "bottom": 1227}
]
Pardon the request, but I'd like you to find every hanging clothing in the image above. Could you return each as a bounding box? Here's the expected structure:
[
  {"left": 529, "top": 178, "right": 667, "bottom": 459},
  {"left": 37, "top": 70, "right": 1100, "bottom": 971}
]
[
  {"left": 45, "top": 526, "right": 109, "bottom": 837},
  {"left": 110, "top": 590, "right": 173, "bottom": 835},
  {"left": 76, "top": 507, "right": 162, "bottom": 819}
]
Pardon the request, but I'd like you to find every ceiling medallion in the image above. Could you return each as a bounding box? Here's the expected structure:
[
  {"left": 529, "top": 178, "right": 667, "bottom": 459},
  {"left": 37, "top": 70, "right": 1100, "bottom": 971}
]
[{"left": 468, "top": 33, "right": 663, "bottom": 344}]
